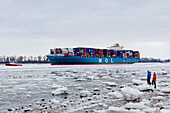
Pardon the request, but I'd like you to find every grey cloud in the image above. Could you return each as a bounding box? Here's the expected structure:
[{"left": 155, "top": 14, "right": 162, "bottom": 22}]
[{"left": 0, "top": 0, "right": 170, "bottom": 58}]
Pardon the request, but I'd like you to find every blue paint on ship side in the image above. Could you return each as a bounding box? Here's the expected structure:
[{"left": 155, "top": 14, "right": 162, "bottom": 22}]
[{"left": 46, "top": 55, "right": 140, "bottom": 65}]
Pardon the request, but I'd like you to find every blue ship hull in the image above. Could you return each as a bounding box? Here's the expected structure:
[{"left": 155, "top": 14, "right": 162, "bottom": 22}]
[{"left": 46, "top": 55, "right": 140, "bottom": 65}]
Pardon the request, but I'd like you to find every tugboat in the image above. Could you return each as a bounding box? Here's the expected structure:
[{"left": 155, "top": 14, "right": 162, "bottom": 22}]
[{"left": 6, "top": 62, "right": 22, "bottom": 66}]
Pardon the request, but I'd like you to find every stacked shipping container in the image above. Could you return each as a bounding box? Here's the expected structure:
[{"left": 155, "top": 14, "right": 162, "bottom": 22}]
[{"left": 50, "top": 47, "right": 140, "bottom": 59}]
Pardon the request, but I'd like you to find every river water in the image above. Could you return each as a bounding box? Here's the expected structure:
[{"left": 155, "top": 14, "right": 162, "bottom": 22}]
[{"left": 0, "top": 63, "right": 170, "bottom": 112}]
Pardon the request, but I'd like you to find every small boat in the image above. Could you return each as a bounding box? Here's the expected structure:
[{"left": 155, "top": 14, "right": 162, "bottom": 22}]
[{"left": 6, "top": 62, "right": 23, "bottom": 66}]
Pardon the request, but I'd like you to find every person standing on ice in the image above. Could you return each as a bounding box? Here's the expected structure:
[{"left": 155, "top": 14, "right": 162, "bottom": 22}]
[
  {"left": 152, "top": 72, "right": 157, "bottom": 89},
  {"left": 147, "top": 70, "right": 151, "bottom": 85}
]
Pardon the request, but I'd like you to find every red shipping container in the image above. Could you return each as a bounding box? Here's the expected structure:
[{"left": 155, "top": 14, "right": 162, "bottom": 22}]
[
  {"left": 84, "top": 52, "right": 86, "bottom": 55},
  {"left": 84, "top": 48, "right": 86, "bottom": 51},
  {"left": 64, "top": 53, "right": 68, "bottom": 56}
]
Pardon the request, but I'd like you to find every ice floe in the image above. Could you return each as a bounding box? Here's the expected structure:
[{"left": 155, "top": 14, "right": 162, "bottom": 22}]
[
  {"left": 123, "top": 102, "right": 149, "bottom": 110},
  {"left": 151, "top": 96, "right": 165, "bottom": 101},
  {"left": 105, "top": 82, "right": 117, "bottom": 87},
  {"left": 108, "top": 91, "right": 124, "bottom": 99},
  {"left": 160, "top": 109, "right": 170, "bottom": 113},
  {"left": 79, "top": 90, "right": 92, "bottom": 98},
  {"left": 1, "top": 63, "right": 170, "bottom": 113},
  {"left": 161, "top": 88, "right": 170, "bottom": 93},
  {"left": 136, "top": 84, "right": 154, "bottom": 92},
  {"left": 142, "top": 108, "right": 156, "bottom": 113},
  {"left": 52, "top": 87, "right": 68, "bottom": 95},
  {"left": 106, "top": 106, "right": 135, "bottom": 113},
  {"left": 121, "top": 87, "right": 142, "bottom": 101},
  {"left": 132, "top": 79, "right": 143, "bottom": 86}
]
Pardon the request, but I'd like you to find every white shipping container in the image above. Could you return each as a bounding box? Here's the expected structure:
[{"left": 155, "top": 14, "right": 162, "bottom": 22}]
[
  {"left": 68, "top": 48, "right": 74, "bottom": 52},
  {"left": 61, "top": 48, "right": 68, "bottom": 53},
  {"left": 56, "top": 54, "right": 64, "bottom": 56}
]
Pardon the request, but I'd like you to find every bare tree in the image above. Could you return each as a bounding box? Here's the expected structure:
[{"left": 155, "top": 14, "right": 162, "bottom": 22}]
[
  {"left": 43, "top": 56, "right": 46, "bottom": 61},
  {"left": 17, "top": 56, "right": 23, "bottom": 63},
  {"left": 38, "top": 55, "right": 42, "bottom": 61},
  {"left": 24, "top": 56, "right": 27, "bottom": 62}
]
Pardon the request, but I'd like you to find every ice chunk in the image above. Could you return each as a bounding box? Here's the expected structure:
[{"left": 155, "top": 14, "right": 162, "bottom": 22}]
[
  {"left": 161, "top": 71, "right": 168, "bottom": 75},
  {"left": 79, "top": 90, "right": 92, "bottom": 98},
  {"left": 141, "top": 99, "right": 150, "bottom": 106},
  {"left": 132, "top": 79, "right": 143, "bottom": 86},
  {"left": 105, "top": 82, "right": 117, "bottom": 87},
  {"left": 159, "top": 83, "right": 169, "bottom": 87},
  {"left": 76, "top": 78, "right": 86, "bottom": 81},
  {"left": 161, "top": 88, "right": 170, "bottom": 93},
  {"left": 160, "top": 109, "right": 170, "bottom": 113},
  {"left": 51, "top": 99, "right": 60, "bottom": 107},
  {"left": 93, "top": 88, "right": 100, "bottom": 91},
  {"left": 152, "top": 96, "right": 165, "bottom": 101},
  {"left": 136, "top": 85, "right": 154, "bottom": 92},
  {"left": 106, "top": 106, "right": 136, "bottom": 113},
  {"left": 77, "top": 87, "right": 83, "bottom": 90},
  {"left": 108, "top": 91, "right": 124, "bottom": 99},
  {"left": 140, "top": 77, "right": 147, "bottom": 81},
  {"left": 51, "top": 84, "right": 62, "bottom": 89},
  {"left": 123, "top": 102, "right": 149, "bottom": 110},
  {"left": 132, "top": 71, "right": 140, "bottom": 75},
  {"left": 52, "top": 87, "right": 68, "bottom": 95},
  {"left": 106, "top": 87, "right": 112, "bottom": 90},
  {"left": 121, "top": 87, "right": 142, "bottom": 101},
  {"left": 142, "top": 108, "right": 156, "bottom": 113},
  {"left": 154, "top": 101, "right": 164, "bottom": 107}
]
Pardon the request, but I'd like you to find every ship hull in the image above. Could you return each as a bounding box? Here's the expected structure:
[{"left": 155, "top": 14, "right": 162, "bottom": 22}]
[
  {"left": 6, "top": 63, "right": 22, "bottom": 66},
  {"left": 46, "top": 55, "right": 140, "bottom": 65}
]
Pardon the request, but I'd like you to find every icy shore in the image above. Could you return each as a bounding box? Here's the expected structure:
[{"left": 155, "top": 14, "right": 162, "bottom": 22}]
[{"left": 0, "top": 63, "right": 170, "bottom": 113}]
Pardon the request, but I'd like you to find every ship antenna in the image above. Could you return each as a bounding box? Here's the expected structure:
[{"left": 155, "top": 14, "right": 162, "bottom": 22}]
[{"left": 54, "top": 47, "right": 55, "bottom": 54}]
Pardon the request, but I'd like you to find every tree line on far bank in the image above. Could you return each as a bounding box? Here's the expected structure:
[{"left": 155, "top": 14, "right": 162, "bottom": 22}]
[
  {"left": 0, "top": 55, "right": 49, "bottom": 63},
  {"left": 0, "top": 56, "right": 169, "bottom": 63},
  {"left": 139, "top": 57, "right": 170, "bottom": 63}
]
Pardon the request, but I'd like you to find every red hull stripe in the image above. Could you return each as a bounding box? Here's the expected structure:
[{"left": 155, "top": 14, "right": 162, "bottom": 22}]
[
  {"left": 51, "top": 63, "right": 132, "bottom": 65},
  {"left": 6, "top": 64, "right": 22, "bottom": 66}
]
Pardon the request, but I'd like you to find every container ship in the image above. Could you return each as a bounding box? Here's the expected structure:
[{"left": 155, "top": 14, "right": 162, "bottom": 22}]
[{"left": 46, "top": 44, "right": 140, "bottom": 65}]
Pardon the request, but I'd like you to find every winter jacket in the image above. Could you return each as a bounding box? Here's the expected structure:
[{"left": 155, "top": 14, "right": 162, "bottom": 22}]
[
  {"left": 153, "top": 74, "right": 156, "bottom": 81},
  {"left": 147, "top": 72, "right": 151, "bottom": 79}
]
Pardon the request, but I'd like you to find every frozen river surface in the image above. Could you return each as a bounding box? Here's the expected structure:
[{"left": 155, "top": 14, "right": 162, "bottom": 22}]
[{"left": 0, "top": 63, "right": 170, "bottom": 112}]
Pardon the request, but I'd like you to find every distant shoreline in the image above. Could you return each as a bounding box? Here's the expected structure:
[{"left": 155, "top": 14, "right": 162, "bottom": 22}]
[{"left": 0, "top": 61, "right": 169, "bottom": 64}]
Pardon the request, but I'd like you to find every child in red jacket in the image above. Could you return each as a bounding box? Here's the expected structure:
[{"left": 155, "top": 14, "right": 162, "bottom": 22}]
[{"left": 152, "top": 72, "right": 157, "bottom": 89}]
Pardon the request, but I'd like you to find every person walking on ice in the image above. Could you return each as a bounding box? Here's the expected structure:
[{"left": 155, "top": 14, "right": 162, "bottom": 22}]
[
  {"left": 152, "top": 72, "right": 157, "bottom": 89},
  {"left": 147, "top": 70, "right": 151, "bottom": 85}
]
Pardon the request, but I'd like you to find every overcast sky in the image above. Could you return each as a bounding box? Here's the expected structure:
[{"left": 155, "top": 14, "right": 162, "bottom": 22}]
[{"left": 0, "top": 0, "right": 170, "bottom": 59}]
